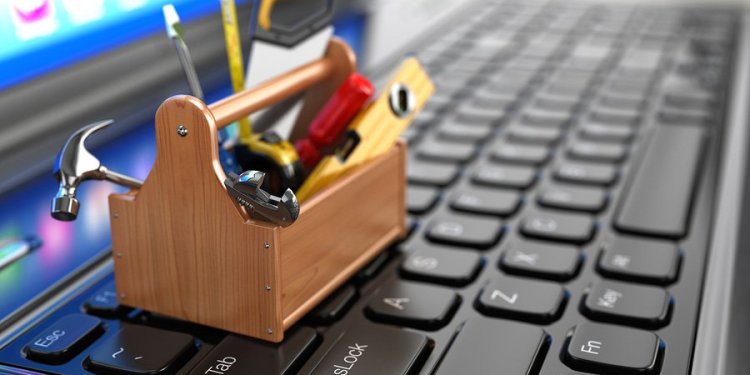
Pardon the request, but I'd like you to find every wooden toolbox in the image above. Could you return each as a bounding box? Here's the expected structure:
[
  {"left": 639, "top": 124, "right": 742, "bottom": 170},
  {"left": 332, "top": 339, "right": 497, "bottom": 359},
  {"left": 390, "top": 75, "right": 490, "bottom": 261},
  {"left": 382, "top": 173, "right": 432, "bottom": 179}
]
[{"left": 106, "top": 38, "right": 430, "bottom": 342}]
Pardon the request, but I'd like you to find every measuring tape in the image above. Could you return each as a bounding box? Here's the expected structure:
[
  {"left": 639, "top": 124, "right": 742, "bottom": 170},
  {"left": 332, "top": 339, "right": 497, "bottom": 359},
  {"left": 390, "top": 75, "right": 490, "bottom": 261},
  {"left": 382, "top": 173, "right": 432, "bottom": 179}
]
[{"left": 219, "top": 0, "right": 253, "bottom": 142}]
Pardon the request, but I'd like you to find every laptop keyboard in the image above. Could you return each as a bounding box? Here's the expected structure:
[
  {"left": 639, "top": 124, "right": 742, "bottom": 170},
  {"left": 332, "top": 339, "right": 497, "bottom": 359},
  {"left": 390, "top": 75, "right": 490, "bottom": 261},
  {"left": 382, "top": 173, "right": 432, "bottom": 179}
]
[{"left": 0, "top": 0, "right": 737, "bottom": 374}]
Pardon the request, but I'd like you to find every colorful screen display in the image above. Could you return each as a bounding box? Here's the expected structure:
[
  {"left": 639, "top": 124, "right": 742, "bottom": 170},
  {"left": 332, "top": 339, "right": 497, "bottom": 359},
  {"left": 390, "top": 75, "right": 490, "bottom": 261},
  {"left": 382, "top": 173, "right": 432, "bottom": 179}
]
[{"left": 0, "top": 0, "right": 246, "bottom": 90}]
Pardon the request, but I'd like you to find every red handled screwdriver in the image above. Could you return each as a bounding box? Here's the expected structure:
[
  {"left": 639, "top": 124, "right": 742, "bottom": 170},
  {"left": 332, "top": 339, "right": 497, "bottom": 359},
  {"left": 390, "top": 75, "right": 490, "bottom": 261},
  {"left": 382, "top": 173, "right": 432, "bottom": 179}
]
[{"left": 296, "top": 73, "right": 374, "bottom": 170}]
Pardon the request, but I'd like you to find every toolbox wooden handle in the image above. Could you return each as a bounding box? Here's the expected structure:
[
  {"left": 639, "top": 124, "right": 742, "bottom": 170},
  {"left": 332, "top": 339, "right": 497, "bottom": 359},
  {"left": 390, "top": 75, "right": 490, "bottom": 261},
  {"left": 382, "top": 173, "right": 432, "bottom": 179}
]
[{"left": 209, "top": 38, "right": 355, "bottom": 129}]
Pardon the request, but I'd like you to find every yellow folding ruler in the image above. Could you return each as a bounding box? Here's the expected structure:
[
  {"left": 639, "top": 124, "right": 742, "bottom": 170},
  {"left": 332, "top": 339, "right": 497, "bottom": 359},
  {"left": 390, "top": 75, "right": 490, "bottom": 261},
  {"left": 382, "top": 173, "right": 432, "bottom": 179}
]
[
  {"left": 296, "top": 57, "right": 434, "bottom": 202},
  {"left": 219, "top": 0, "right": 253, "bottom": 141}
]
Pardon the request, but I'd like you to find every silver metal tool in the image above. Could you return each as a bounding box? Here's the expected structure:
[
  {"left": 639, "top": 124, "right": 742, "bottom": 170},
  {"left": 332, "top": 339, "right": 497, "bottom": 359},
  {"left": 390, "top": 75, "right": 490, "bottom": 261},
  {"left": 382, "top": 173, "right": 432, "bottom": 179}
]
[
  {"left": 224, "top": 170, "right": 300, "bottom": 227},
  {"left": 51, "top": 120, "right": 143, "bottom": 221}
]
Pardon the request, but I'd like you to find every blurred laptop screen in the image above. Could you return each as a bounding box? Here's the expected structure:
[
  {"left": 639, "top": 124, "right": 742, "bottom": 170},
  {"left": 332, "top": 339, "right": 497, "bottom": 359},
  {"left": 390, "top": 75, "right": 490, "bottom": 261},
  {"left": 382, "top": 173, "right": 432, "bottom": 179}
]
[{"left": 0, "top": 0, "right": 244, "bottom": 91}]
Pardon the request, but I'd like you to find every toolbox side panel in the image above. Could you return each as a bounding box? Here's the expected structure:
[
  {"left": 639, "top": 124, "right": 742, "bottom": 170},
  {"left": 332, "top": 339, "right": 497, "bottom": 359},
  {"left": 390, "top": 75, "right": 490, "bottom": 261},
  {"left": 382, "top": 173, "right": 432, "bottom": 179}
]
[{"left": 279, "top": 143, "right": 407, "bottom": 327}]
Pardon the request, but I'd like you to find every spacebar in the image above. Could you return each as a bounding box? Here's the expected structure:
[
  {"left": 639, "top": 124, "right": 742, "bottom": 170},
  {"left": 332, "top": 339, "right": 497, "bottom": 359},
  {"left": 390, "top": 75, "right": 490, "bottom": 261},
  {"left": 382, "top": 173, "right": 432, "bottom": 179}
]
[{"left": 614, "top": 125, "right": 705, "bottom": 239}]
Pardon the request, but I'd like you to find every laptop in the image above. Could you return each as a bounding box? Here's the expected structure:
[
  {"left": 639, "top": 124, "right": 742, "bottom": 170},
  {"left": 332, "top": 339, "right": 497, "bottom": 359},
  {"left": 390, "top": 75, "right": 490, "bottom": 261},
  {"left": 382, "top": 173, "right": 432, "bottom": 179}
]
[{"left": 0, "top": 0, "right": 747, "bottom": 374}]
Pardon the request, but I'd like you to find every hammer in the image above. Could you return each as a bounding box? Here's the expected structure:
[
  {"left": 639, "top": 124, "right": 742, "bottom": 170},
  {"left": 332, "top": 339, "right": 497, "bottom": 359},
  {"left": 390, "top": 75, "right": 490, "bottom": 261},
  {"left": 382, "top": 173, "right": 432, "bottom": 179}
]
[{"left": 51, "top": 120, "right": 143, "bottom": 221}]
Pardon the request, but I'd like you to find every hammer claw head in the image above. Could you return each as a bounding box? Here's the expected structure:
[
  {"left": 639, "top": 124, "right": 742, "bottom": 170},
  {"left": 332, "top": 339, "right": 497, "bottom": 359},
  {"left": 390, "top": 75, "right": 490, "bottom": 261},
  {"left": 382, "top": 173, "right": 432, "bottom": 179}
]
[{"left": 51, "top": 119, "right": 114, "bottom": 221}]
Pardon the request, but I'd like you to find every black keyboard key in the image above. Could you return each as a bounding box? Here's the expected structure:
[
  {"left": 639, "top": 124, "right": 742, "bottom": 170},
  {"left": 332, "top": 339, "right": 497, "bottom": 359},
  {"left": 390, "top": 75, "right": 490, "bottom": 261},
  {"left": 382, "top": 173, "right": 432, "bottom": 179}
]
[
  {"left": 437, "top": 122, "right": 493, "bottom": 143},
  {"left": 663, "top": 91, "right": 714, "bottom": 109},
  {"left": 563, "top": 323, "right": 663, "bottom": 374},
  {"left": 434, "top": 318, "right": 548, "bottom": 375},
  {"left": 522, "top": 109, "right": 571, "bottom": 127},
  {"left": 659, "top": 108, "right": 710, "bottom": 125},
  {"left": 400, "top": 126, "right": 422, "bottom": 145},
  {"left": 614, "top": 125, "right": 704, "bottom": 239},
  {"left": 538, "top": 184, "right": 608, "bottom": 213},
  {"left": 472, "top": 164, "right": 537, "bottom": 189},
  {"left": 308, "top": 324, "right": 430, "bottom": 375},
  {"left": 547, "top": 81, "right": 588, "bottom": 97},
  {"left": 534, "top": 95, "right": 579, "bottom": 113},
  {"left": 400, "top": 245, "right": 482, "bottom": 286},
  {"left": 450, "top": 187, "right": 522, "bottom": 217},
  {"left": 83, "top": 281, "right": 127, "bottom": 318},
  {"left": 476, "top": 276, "right": 566, "bottom": 323},
  {"left": 507, "top": 125, "right": 563, "bottom": 145},
  {"left": 590, "top": 109, "right": 640, "bottom": 126},
  {"left": 491, "top": 142, "right": 551, "bottom": 166},
  {"left": 554, "top": 161, "right": 618, "bottom": 186},
  {"left": 88, "top": 324, "right": 195, "bottom": 375},
  {"left": 568, "top": 141, "right": 627, "bottom": 163},
  {"left": 365, "top": 280, "right": 460, "bottom": 330},
  {"left": 581, "top": 280, "right": 672, "bottom": 329},
  {"left": 407, "top": 185, "right": 440, "bottom": 215},
  {"left": 521, "top": 210, "right": 595, "bottom": 244},
  {"left": 598, "top": 236, "right": 680, "bottom": 285},
  {"left": 471, "top": 96, "right": 515, "bottom": 112},
  {"left": 417, "top": 139, "right": 477, "bottom": 163},
  {"left": 456, "top": 104, "right": 507, "bottom": 125},
  {"left": 500, "top": 241, "right": 581, "bottom": 281},
  {"left": 354, "top": 251, "right": 390, "bottom": 284},
  {"left": 310, "top": 285, "right": 358, "bottom": 325},
  {"left": 579, "top": 122, "right": 635, "bottom": 143},
  {"left": 426, "top": 213, "right": 504, "bottom": 249},
  {"left": 599, "top": 94, "right": 644, "bottom": 111},
  {"left": 188, "top": 327, "right": 319, "bottom": 375},
  {"left": 408, "top": 159, "right": 459, "bottom": 187},
  {"left": 24, "top": 314, "right": 102, "bottom": 364}
]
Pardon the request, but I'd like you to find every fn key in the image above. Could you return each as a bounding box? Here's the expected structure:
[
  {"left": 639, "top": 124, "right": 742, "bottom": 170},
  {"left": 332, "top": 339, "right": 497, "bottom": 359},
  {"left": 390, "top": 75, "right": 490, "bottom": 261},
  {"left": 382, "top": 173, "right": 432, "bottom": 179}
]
[{"left": 563, "top": 322, "right": 663, "bottom": 374}]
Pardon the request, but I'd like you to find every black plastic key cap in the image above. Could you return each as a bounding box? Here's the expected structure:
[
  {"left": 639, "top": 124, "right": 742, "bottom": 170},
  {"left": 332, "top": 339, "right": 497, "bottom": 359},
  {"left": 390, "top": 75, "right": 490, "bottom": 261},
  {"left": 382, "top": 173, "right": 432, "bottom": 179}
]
[
  {"left": 310, "top": 285, "right": 358, "bottom": 325},
  {"left": 426, "top": 213, "right": 504, "bottom": 249},
  {"left": 614, "top": 125, "right": 704, "bottom": 239},
  {"left": 522, "top": 108, "right": 571, "bottom": 127},
  {"left": 189, "top": 327, "right": 319, "bottom": 375},
  {"left": 563, "top": 323, "right": 663, "bottom": 374},
  {"left": 476, "top": 276, "right": 566, "bottom": 323},
  {"left": 500, "top": 241, "right": 581, "bottom": 281},
  {"left": 450, "top": 187, "right": 521, "bottom": 217},
  {"left": 538, "top": 184, "right": 608, "bottom": 213},
  {"left": 407, "top": 159, "right": 459, "bottom": 187},
  {"left": 365, "top": 280, "right": 460, "bottom": 330},
  {"left": 24, "top": 314, "right": 102, "bottom": 364},
  {"left": 590, "top": 109, "right": 640, "bottom": 126},
  {"left": 598, "top": 236, "right": 680, "bottom": 285},
  {"left": 554, "top": 161, "right": 618, "bottom": 186},
  {"left": 521, "top": 210, "right": 595, "bottom": 244},
  {"left": 579, "top": 122, "right": 635, "bottom": 143},
  {"left": 437, "top": 122, "right": 493, "bottom": 143},
  {"left": 434, "top": 318, "right": 548, "bottom": 375},
  {"left": 407, "top": 185, "right": 440, "bottom": 215},
  {"left": 472, "top": 164, "right": 537, "bottom": 189},
  {"left": 400, "top": 245, "right": 482, "bottom": 286},
  {"left": 83, "top": 281, "right": 127, "bottom": 318},
  {"left": 581, "top": 280, "right": 672, "bottom": 329},
  {"left": 417, "top": 139, "right": 477, "bottom": 163},
  {"left": 491, "top": 142, "right": 551, "bottom": 166},
  {"left": 354, "top": 251, "right": 390, "bottom": 284},
  {"left": 600, "top": 94, "right": 644, "bottom": 111},
  {"left": 456, "top": 104, "right": 507, "bottom": 125},
  {"left": 507, "top": 125, "right": 562, "bottom": 145},
  {"left": 88, "top": 324, "right": 195, "bottom": 375},
  {"left": 308, "top": 324, "right": 430, "bottom": 375},
  {"left": 568, "top": 142, "right": 627, "bottom": 163}
]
